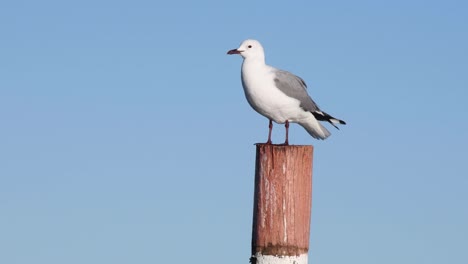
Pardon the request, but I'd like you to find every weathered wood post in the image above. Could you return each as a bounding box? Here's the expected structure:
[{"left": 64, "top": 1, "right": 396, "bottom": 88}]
[{"left": 251, "top": 144, "right": 313, "bottom": 264}]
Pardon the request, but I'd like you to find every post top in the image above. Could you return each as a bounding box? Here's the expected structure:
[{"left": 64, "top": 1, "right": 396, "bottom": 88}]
[
  {"left": 255, "top": 143, "right": 313, "bottom": 147},
  {"left": 255, "top": 143, "right": 314, "bottom": 150}
]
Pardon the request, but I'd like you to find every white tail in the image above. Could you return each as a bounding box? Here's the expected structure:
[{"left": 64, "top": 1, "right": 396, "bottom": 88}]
[{"left": 298, "top": 115, "right": 331, "bottom": 140}]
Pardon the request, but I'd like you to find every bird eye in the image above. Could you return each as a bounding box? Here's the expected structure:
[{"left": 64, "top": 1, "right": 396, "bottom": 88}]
[{"left": 248, "top": 45, "right": 252, "bottom": 48}]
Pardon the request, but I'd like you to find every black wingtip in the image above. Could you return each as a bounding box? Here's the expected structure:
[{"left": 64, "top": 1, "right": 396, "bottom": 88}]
[{"left": 312, "top": 111, "right": 346, "bottom": 129}]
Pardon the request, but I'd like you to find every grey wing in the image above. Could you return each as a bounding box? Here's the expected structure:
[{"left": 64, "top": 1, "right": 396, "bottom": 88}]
[{"left": 274, "top": 70, "right": 320, "bottom": 112}]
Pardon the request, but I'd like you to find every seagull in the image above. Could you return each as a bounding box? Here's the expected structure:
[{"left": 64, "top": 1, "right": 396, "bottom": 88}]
[{"left": 227, "top": 39, "right": 346, "bottom": 145}]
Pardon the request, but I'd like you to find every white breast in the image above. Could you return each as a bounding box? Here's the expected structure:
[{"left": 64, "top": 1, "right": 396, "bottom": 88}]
[{"left": 241, "top": 62, "right": 306, "bottom": 124}]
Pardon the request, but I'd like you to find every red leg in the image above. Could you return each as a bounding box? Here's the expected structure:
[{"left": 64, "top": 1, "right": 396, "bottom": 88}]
[
  {"left": 283, "top": 120, "right": 289, "bottom": 145},
  {"left": 265, "top": 119, "right": 273, "bottom": 144}
]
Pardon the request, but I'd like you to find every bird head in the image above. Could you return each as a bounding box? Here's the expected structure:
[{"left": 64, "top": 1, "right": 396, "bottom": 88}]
[{"left": 227, "top": 39, "right": 265, "bottom": 61}]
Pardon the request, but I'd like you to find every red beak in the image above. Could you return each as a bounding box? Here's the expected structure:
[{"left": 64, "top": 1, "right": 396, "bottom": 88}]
[{"left": 227, "top": 49, "right": 241, "bottom": 55}]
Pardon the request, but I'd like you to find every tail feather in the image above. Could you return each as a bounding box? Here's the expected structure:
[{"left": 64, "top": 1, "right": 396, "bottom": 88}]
[{"left": 298, "top": 115, "right": 331, "bottom": 140}]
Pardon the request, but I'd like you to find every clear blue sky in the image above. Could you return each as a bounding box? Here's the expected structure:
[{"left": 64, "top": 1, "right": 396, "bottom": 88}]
[{"left": 1, "top": 1, "right": 467, "bottom": 263}]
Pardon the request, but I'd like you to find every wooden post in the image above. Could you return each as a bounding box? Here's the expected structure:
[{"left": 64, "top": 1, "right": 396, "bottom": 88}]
[{"left": 251, "top": 144, "right": 313, "bottom": 264}]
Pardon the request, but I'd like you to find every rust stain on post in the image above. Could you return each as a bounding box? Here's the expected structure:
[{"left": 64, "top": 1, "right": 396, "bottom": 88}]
[{"left": 252, "top": 144, "right": 313, "bottom": 257}]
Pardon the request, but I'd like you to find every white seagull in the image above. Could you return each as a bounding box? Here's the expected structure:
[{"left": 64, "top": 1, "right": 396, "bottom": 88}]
[{"left": 227, "top": 39, "right": 346, "bottom": 145}]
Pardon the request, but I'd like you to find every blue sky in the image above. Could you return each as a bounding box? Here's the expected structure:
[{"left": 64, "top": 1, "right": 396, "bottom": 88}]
[{"left": 1, "top": 0, "right": 467, "bottom": 263}]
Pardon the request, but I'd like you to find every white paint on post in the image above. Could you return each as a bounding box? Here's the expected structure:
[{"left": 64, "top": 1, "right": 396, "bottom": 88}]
[
  {"left": 253, "top": 253, "right": 308, "bottom": 264},
  {"left": 282, "top": 197, "right": 287, "bottom": 242}
]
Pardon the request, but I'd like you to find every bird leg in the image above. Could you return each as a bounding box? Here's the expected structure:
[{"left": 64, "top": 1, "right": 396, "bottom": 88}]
[
  {"left": 265, "top": 119, "right": 273, "bottom": 144},
  {"left": 282, "top": 120, "right": 290, "bottom": 145}
]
